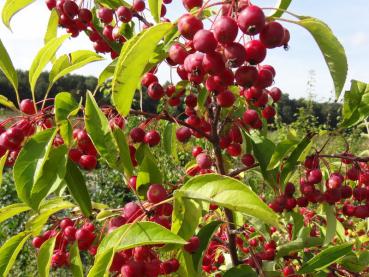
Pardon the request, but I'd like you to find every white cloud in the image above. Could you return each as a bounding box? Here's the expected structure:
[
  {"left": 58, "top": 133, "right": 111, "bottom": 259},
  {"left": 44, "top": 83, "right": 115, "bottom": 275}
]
[{"left": 350, "top": 32, "right": 368, "bottom": 47}]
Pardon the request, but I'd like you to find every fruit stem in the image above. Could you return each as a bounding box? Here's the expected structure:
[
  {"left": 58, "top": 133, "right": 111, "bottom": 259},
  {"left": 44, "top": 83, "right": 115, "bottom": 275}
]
[
  {"left": 211, "top": 104, "right": 240, "bottom": 266},
  {"left": 129, "top": 109, "right": 213, "bottom": 141},
  {"left": 228, "top": 163, "right": 259, "bottom": 177}
]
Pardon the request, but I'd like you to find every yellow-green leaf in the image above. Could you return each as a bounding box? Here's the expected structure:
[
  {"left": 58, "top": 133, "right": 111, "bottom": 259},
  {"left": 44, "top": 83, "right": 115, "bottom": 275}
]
[
  {"left": 1, "top": 0, "right": 36, "bottom": 30},
  {"left": 112, "top": 22, "right": 173, "bottom": 116}
]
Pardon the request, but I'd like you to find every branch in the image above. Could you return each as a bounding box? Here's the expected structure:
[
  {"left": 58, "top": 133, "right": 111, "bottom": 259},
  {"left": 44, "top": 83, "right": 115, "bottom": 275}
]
[
  {"left": 132, "top": 12, "right": 153, "bottom": 27},
  {"left": 228, "top": 163, "right": 259, "bottom": 177},
  {"left": 319, "top": 154, "right": 369, "bottom": 163},
  {"left": 129, "top": 109, "right": 213, "bottom": 142}
]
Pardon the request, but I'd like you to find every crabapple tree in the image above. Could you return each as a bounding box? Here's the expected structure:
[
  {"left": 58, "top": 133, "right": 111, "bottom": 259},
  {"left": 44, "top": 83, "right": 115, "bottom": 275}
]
[{"left": 0, "top": 0, "right": 368, "bottom": 276}]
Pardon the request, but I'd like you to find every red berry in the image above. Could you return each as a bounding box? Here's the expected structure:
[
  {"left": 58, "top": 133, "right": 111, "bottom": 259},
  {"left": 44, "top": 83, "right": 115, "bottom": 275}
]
[
  {"left": 202, "top": 52, "right": 225, "bottom": 75},
  {"left": 133, "top": 0, "right": 145, "bottom": 11},
  {"left": 224, "top": 42, "right": 246, "bottom": 68},
  {"left": 216, "top": 90, "right": 235, "bottom": 107},
  {"left": 196, "top": 153, "right": 212, "bottom": 169},
  {"left": 235, "top": 66, "right": 258, "bottom": 87},
  {"left": 227, "top": 143, "right": 241, "bottom": 156},
  {"left": 245, "top": 40, "right": 267, "bottom": 65},
  {"left": 79, "top": 155, "right": 97, "bottom": 170},
  {"left": 307, "top": 169, "right": 322, "bottom": 184},
  {"left": 260, "top": 21, "right": 285, "bottom": 49},
  {"left": 192, "top": 146, "right": 203, "bottom": 157},
  {"left": 144, "top": 130, "right": 161, "bottom": 147},
  {"left": 241, "top": 154, "right": 255, "bottom": 167},
  {"left": 63, "top": 0, "right": 79, "bottom": 18},
  {"left": 32, "top": 236, "right": 44, "bottom": 248},
  {"left": 20, "top": 99, "right": 36, "bottom": 115},
  {"left": 193, "top": 30, "right": 218, "bottom": 53},
  {"left": 141, "top": 73, "right": 158, "bottom": 87},
  {"left": 283, "top": 266, "right": 295, "bottom": 277},
  {"left": 147, "top": 184, "right": 167, "bottom": 204},
  {"left": 147, "top": 82, "right": 165, "bottom": 100},
  {"left": 130, "top": 127, "right": 146, "bottom": 143},
  {"left": 46, "top": 0, "right": 57, "bottom": 10},
  {"left": 64, "top": 226, "right": 76, "bottom": 241},
  {"left": 182, "top": 0, "right": 202, "bottom": 10},
  {"left": 213, "top": 16, "right": 238, "bottom": 45},
  {"left": 176, "top": 127, "right": 192, "bottom": 143},
  {"left": 269, "top": 87, "right": 282, "bottom": 102},
  {"left": 177, "top": 14, "right": 203, "bottom": 40},
  {"left": 97, "top": 7, "right": 113, "bottom": 23},
  {"left": 237, "top": 5, "right": 265, "bottom": 35},
  {"left": 60, "top": 217, "right": 73, "bottom": 229},
  {"left": 262, "top": 106, "right": 276, "bottom": 120},
  {"left": 184, "top": 236, "right": 200, "bottom": 253},
  {"left": 128, "top": 176, "right": 137, "bottom": 190},
  {"left": 116, "top": 6, "right": 132, "bottom": 23},
  {"left": 124, "top": 202, "right": 144, "bottom": 222},
  {"left": 121, "top": 260, "right": 144, "bottom": 277},
  {"left": 243, "top": 109, "right": 259, "bottom": 125},
  {"left": 168, "top": 43, "right": 188, "bottom": 65},
  {"left": 78, "top": 8, "right": 92, "bottom": 23}
]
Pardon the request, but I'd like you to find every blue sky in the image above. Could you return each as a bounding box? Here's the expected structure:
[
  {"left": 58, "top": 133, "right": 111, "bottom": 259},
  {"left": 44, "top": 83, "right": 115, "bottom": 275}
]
[{"left": 0, "top": 0, "right": 368, "bottom": 101}]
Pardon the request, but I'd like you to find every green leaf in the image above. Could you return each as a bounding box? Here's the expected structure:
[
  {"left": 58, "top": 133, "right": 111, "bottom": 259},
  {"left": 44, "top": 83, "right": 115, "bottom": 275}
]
[
  {"left": 276, "top": 237, "right": 323, "bottom": 258},
  {"left": 163, "top": 122, "right": 178, "bottom": 161},
  {"left": 112, "top": 22, "right": 173, "bottom": 116},
  {"left": 0, "top": 232, "right": 31, "bottom": 276},
  {"left": 249, "top": 132, "right": 277, "bottom": 185},
  {"left": 0, "top": 151, "right": 8, "bottom": 186},
  {"left": 14, "top": 129, "right": 68, "bottom": 210},
  {"left": 171, "top": 197, "right": 202, "bottom": 240},
  {"left": 176, "top": 174, "right": 279, "bottom": 226},
  {"left": 0, "top": 39, "right": 18, "bottom": 96},
  {"left": 70, "top": 242, "right": 84, "bottom": 277},
  {"left": 0, "top": 95, "right": 18, "bottom": 111},
  {"left": 112, "top": 128, "right": 134, "bottom": 177},
  {"left": 224, "top": 265, "right": 258, "bottom": 277},
  {"left": 0, "top": 203, "right": 31, "bottom": 224},
  {"left": 1, "top": 0, "right": 36, "bottom": 29},
  {"left": 298, "top": 242, "right": 353, "bottom": 273},
  {"left": 48, "top": 50, "right": 104, "bottom": 90},
  {"left": 294, "top": 17, "right": 347, "bottom": 99},
  {"left": 95, "top": 0, "right": 130, "bottom": 8},
  {"left": 280, "top": 133, "right": 314, "bottom": 186},
  {"left": 136, "top": 145, "right": 163, "bottom": 197},
  {"left": 98, "top": 222, "right": 186, "bottom": 255},
  {"left": 29, "top": 34, "right": 70, "bottom": 96},
  {"left": 267, "top": 138, "right": 298, "bottom": 170},
  {"left": 44, "top": 9, "right": 59, "bottom": 44},
  {"left": 37, "top": 236, "right": 56, "bottom": 277},
  {"left": 341, "top": 80, "right": 369, "bottom": 128},
  {"left": 55, "top": 92, "right": 79, "bottom": 121},
  {"left": 323, "top": 204, "right": 336, "bottom": 246},
  {"left": 98, "top": 59, "right": 116, "bottom": 86},
  {"left": 290, "top": 211, "right": 304, "bottom": 240},
  {"left": 177, "top": 250, "right": 197, "bottom": 277},
  {"left": 148, "top": 0, "right": 163, "bottom": 22},
  {"left": 65, "top": 160, "right": 92, "bottom": 217},
  {"left": 268, "top": 0, "right": 292, "bottom": 18},
  {"left": 26, "top": 198, "right": 75, "bottom": 235},
  {"left": 192, "top": 221, "right": 222, "bottom": 273},
  {"left": 85, "top": 91, "right": 120, "bottom": 168},
  {"left": 54, "top": 92, "right": 79, "bottom": 146},
  {"left": 87, "top": 248, "right": 114, "bottom": 277}
]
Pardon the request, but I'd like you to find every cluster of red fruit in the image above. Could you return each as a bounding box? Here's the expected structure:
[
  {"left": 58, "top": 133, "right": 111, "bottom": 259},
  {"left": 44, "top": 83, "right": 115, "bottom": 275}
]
[
  {"left": 45, "top": 0, "right": 173, "bottom": 58},
  {"left": 32, "top": 218, "right": 97, "bottom": 268},
  {"left": 0, "top": 99, "right": 55, "bottom": 167},
  {"left": 187, "top": 144, "right": 255, "bottom": 176},
  {"left": 269, "top": 155, "right": 369, "bottom": 219}
]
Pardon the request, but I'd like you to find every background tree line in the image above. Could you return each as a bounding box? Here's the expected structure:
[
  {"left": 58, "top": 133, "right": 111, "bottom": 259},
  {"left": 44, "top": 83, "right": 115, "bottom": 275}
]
[{"left": 0, "top": 70, "right": 341, "bottom": 128}]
